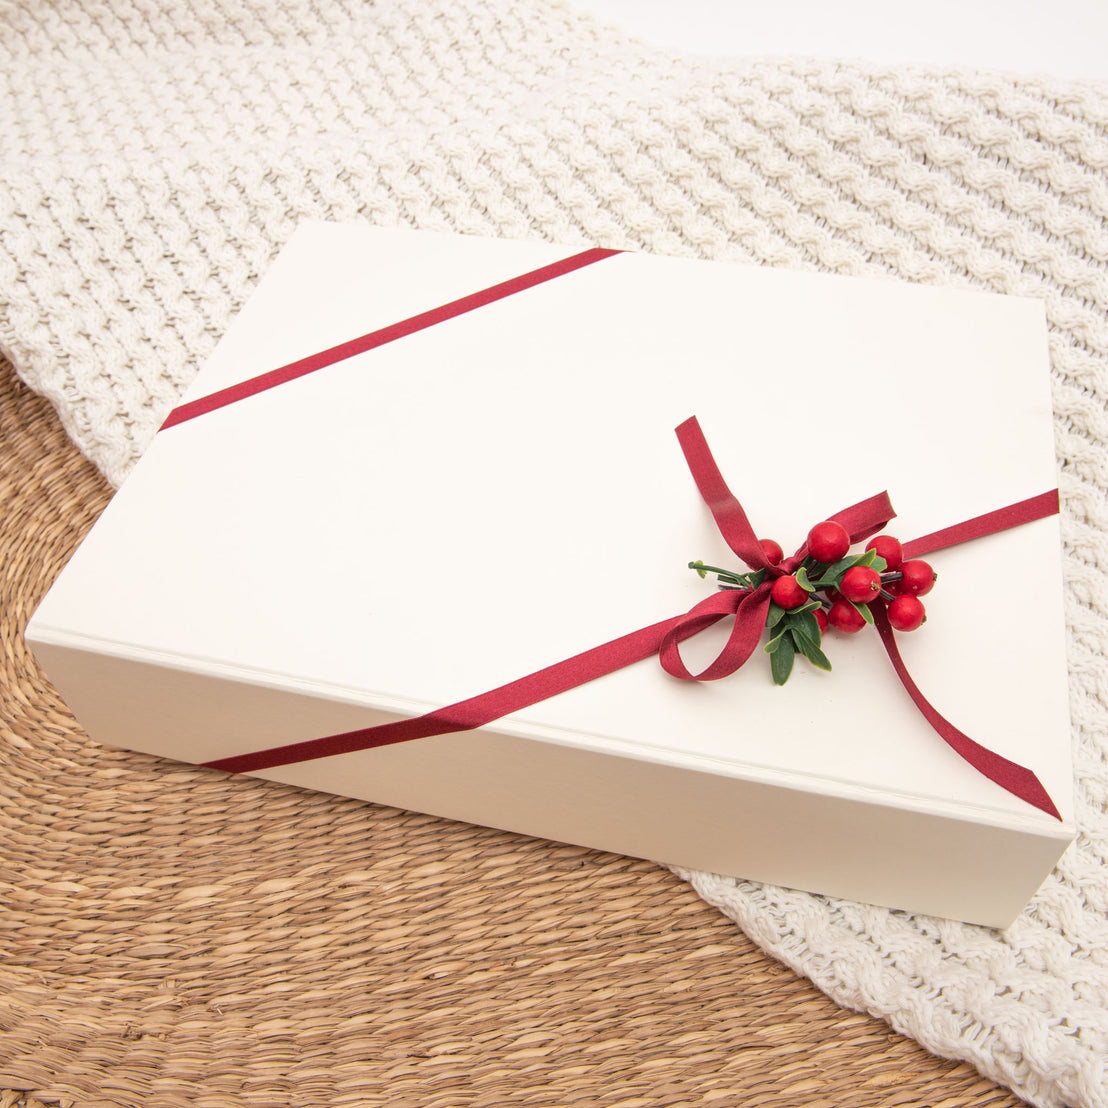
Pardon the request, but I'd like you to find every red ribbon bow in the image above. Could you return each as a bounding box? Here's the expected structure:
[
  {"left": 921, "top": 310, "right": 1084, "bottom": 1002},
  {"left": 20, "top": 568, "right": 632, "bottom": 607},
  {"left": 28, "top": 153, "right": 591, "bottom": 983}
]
[
  {"left": 663, "top": 418, "right": 1061, "bottom": 820},
  {"left": 659, "top": 419, "right": 897, "bottom": 682}
]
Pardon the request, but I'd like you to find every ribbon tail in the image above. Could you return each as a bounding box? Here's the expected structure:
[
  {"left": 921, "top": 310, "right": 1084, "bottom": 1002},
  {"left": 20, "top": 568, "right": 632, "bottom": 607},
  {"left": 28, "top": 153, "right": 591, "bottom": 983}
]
[
  {"left": 872, "top": 604, "right": 1061, "bottom": 820},
  {"left": 675, "top": 417, "right": 770, "bottom": 570}
]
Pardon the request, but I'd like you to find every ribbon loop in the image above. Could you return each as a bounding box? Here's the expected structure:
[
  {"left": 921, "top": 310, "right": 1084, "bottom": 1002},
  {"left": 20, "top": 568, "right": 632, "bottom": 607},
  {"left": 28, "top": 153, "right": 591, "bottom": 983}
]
[
  {"left": 660, "top": 584, "right": 773, "bottom": 681},
  {"left": 676, "top": 416, "right": 896, "bottom": 572}
]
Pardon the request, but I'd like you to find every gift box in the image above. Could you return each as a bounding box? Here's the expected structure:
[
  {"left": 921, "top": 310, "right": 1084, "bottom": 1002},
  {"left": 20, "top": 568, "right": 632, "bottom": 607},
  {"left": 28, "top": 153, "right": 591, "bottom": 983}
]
[{"left": 26, "top": 223, "right": 1074, "bottom": 927}]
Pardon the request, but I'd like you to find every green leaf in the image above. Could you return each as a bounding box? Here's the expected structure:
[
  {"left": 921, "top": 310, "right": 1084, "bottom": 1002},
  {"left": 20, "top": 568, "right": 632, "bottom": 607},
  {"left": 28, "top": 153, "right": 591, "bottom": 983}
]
[
  {"left": 793, "top": 600, "right": 822, "bottom": 615},
  {"left": 795, "top": 636, "right": 832, "bottom": 671},
  {"left": 765, "top": 603, "right": 787, "bottom": 630},
  {"left": 788, "top": 610, "right": 823, "bottom": 650},
  {"left": 794, "top": 566, "right": 815, "bottom": 592},
  {"left": 870, "top": 554, "right": 887, "bottom": 574},
  {"left": 812, "top": 554, "right": 859, "bottom": 587},
  {"left": 690, "top": 560, "right": 708, "bottom": 579},
  {"left": 770, "top": 635, "right": 795, "bottom": 685},
  {"left": 854, "top": 600, "right": 875, "bottom": 626},
  {"left": 812, "top": 548, "right": 889, "bottom": 588},
  {"left": 763, "top": 627, "right": 789, "bottom": 653}
]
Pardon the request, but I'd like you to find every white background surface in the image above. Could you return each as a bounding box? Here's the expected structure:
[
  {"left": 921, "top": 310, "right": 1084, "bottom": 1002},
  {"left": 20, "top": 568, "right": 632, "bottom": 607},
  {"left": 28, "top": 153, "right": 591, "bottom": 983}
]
[{"left": 579, "top": 1, "right": 1108, "bottom": 82}]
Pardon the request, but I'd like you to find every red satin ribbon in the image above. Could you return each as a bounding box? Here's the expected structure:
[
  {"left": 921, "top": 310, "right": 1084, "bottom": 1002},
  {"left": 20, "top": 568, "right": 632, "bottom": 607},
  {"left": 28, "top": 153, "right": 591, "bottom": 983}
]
[
  {"left": 160, "top": 247, "right": 1062, "bottom": 820},
  {"left": 201, "top": 417, "right": 1061, "bottom": 820},
  {"left": 160, "top": 247, "right": 621, "bottom": 429}
]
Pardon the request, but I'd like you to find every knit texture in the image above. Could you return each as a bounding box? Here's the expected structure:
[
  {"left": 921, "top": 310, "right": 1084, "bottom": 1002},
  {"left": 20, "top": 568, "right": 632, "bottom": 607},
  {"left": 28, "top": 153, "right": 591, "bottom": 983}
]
[{"left": 2, "top": 1, "right": 1107, "bottom": 1105}]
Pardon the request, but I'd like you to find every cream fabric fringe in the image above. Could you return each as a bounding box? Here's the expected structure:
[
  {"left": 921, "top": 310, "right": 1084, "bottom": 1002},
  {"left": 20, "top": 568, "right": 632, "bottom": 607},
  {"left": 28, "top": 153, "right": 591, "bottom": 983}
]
[{"left": 2, "top": 2, "right": 1107, "bottom": 1105}]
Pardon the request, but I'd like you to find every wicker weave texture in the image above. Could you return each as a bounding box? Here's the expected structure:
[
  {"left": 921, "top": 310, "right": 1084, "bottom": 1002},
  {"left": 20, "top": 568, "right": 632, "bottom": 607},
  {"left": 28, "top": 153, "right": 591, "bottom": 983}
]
[{"left": 0, "top": 357, "right": 1024, "bottom": 1106}]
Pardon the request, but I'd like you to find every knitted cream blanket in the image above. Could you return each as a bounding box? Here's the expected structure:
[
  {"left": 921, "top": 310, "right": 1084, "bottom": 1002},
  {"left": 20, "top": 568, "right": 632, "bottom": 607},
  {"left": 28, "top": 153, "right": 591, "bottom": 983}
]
[{"left": 3, "top": 2, "right": 1107, "bottom": 1105}]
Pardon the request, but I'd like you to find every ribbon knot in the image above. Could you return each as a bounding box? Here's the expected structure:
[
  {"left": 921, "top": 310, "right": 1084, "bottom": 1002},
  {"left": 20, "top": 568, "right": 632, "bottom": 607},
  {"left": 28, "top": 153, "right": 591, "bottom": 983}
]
[{"left": 659, "top": 417, "right": 896, "bottom": 685}]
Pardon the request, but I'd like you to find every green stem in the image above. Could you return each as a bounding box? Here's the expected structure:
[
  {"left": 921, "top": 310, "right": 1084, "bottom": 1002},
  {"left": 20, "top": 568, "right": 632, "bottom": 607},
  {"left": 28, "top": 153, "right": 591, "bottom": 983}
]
[{"left": 691, "top": 563, "right": 743, "bottom": 579}]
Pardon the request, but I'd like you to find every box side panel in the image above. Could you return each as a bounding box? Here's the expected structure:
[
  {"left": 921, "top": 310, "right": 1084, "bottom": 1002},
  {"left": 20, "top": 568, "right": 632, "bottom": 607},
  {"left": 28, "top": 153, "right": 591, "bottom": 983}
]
[
  {"left": 25, "top": 637, "right": 406, "bottom": 765},
  {"left": 27, "top": 638, "right": 1069, "bottom": 927},
  {"left": 285, "top": 731, "right": 1067, "bottom": 928}
]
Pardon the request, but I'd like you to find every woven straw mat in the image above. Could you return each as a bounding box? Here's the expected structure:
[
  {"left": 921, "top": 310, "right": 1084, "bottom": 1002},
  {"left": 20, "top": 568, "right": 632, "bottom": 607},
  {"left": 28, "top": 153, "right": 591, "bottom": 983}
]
[
  {"left": 0, "top": 356, "right": 1025, "bottom": 1105},
  {"left": 5, "top": 0, "right": 1108, "bottom": 1103}
]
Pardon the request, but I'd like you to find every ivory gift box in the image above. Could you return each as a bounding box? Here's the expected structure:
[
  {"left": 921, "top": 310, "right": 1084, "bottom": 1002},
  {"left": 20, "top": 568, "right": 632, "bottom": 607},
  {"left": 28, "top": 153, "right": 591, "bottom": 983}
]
[{"left": 26, "top": 223, "right": 1075, "bottom": 927}]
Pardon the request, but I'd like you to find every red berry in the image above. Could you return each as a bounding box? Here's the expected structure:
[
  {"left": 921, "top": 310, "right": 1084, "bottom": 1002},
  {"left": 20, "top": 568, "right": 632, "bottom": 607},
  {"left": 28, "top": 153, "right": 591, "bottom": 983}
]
[
  {"left": 827, "top": 599, "right": 866, "bottom": 634},
  {"left": 760, "top": 538, "right": 784, "bottom": 566},
  {"left": 897, "top": 560, "right": 936, "bottom": 596},
  {"left": 865, "top": 534, "right": 903, "bottom": 571},
  {"left": 887, "top": 594, "right": 926, "bottom": 632},
  {"left": 770, "top": 574, "right": 808, "bottom": 610},
  {"left": 814, "top": 608, "right": 829, "bottom": 634},
  {"left": 839, "top": 565, "right": 882, "bottom": 604},
  {"left": 807, "top": 520, "right": 850, "bottom": 563}
]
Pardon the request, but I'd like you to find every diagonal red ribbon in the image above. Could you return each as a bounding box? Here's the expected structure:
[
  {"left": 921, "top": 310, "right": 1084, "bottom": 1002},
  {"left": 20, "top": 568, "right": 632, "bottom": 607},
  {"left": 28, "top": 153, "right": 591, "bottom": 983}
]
[
  {"left": 902, "top": 490, "right": 1060, "bottom": 559},
  {"left": 197, "top": 479, "right": 872, "bottom": 774},
  {"left": 202, "top": 416, "right": 1061, "bottom": 820},
  {"left": 160, "top": 247, "right": 621, "bottom": 429}
]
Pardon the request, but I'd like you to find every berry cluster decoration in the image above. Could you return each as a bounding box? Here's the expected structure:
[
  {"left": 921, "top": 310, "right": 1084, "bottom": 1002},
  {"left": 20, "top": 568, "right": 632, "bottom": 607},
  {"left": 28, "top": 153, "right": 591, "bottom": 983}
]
[{"left": 690, "top": 521, "right": 936, "bottom": 686}]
